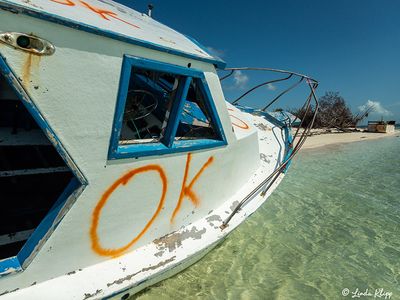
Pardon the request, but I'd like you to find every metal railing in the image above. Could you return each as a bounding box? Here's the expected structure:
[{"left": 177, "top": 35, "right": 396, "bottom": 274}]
[{"left": 219, "top": 67, "right": 319, "bottom": 229}]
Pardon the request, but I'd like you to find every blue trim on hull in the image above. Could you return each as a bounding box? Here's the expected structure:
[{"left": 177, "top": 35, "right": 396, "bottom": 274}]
[{"left": 0, "top": 1, "right": 226, "bottom": 69}]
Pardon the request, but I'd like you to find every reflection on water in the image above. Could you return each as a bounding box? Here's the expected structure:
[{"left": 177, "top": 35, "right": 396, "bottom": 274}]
[{"left": 133, "top": 136, "right": 400, "bottom": 300}]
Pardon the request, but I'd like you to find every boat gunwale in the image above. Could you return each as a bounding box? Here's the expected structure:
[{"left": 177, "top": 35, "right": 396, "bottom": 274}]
[{"left": 0, "top": 0, "right": 226, "bottom": 69}]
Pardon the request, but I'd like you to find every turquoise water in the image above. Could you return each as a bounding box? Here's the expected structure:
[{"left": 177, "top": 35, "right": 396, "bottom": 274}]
[{"left": 134, "top": 135, "right": 400, "bottom": 300}]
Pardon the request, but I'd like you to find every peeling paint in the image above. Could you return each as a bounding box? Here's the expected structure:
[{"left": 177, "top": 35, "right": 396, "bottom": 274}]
[
  {"left": 142, "top": 256, "right": 176, "bottom": 272},
  {"left": 154, "top": 227, "right": 206, "bottom": 252},
  {"left": 154, "top": 250, "right": 164, "bottom": 257},
  {"left": 230, "top": 201, "right": 239, "bottom": 212},
  {"left": 254, "top": 123, "right": 271, "bottom": 131},
  {"left": 83, "top": 289, "right": 102, "bottom": 300},
  {"left": 106, "top": 256, "right": 176, "bottom": 287},
  {"left": 260, "top": 153, "right": 270, "bottom": 163},
  {"left": 206, "top": 214, "right": 222, "bottom": 226},
  {"left": 0, "top": 288, "right": 19, "bottom": 296},
  {"left": 106, "top": 271, "right": 141, "bottom": 287}
]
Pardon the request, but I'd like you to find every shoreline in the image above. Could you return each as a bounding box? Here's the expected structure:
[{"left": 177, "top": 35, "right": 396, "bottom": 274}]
[{"left": 294, "top": 130, "right": 398, "bottom": 150}]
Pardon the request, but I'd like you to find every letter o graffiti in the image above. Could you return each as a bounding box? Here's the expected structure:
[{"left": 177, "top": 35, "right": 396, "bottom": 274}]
[{"left": 90, "top": 165, "right": 167, "bottom": 257}]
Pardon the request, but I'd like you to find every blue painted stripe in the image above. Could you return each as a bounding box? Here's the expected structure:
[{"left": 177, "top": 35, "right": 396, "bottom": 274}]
[
  {"left": 0, "top": 1, "right": 226, "bottom": 69},
  {"left": 199, "top": 78, "right": 227, "bottom": 142},
  {"left": 17, "top": 178, "right": 81, "bottom": 264},
  {"left": 162, "top": 77, "right": 192, "bottom": 148},
  {"left": 125, "top": 55, "right": 205, "bottom": 77},
  {"left": 113, "top": 139, "right": 226, "bottom": 159},
  {"left": 0, "top": 256, "right": 22, "bottom": 277},
  {"left": 108, "top": 57, "right": 132, "bottom": 159},
  {"left": 282, "top": 126, "right": 293, "bottom": 173}
]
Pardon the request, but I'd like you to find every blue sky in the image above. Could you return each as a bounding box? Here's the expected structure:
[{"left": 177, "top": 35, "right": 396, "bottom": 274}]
[{"left": 118, "top": 0, "right": 400, "bottom": 123}]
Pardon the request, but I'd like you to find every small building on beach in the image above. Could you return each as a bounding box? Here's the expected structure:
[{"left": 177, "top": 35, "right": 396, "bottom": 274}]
[{"left": 367, "top": 120, "right": 396, "bottom": 133}]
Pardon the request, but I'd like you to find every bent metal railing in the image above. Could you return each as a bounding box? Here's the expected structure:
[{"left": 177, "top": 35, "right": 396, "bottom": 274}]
[{"left": 219, "top": 67, "right": 319, "bottom": 229}]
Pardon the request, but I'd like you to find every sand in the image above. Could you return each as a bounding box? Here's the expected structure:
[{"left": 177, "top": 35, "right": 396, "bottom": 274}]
[{"left": 295, "top": 130, "right": 398, "bottom": 150}]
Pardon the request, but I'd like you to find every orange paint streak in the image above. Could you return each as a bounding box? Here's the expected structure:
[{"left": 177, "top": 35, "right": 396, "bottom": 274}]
[
  {"left": 22, "top": 54, "right": 41, "bottom": 87},
  {"left": 170, "top": 153, "right": 214, "bottom": 223},
  {"left": 90, "top": 165, "right": 167, "bottom": 257},
  {"left": 50, "top": 0, "right": 75, "bottom": 6},
  {"left": 230, "top": 115, "right": 249, "bottom": 129},
  {"left": 79, "top": 1, "right": 140, "bottom": 29}
]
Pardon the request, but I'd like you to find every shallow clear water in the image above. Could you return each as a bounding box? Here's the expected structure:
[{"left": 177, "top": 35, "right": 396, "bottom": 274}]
[{"left": 134, "top": 135, "right": 400, "bottom": 300}]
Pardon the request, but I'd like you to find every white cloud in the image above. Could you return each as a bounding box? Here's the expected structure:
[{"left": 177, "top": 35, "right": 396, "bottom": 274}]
[
  {"left": 358, "top": 100, "right": 392, "bottom": 116},
  {"left": 233, "top": 70, "right": 249, "bottom": 89},
  {"left": 206, "top": 46, "right": 224, "bottom": 58},
  {"left": 266, "top": 83, "right": 276, "bottom": 91}
]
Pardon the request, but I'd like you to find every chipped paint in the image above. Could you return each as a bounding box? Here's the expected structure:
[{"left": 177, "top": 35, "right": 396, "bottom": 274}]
[
  {"left": 230, "top": 201, "right": 240, "bottom": 212},
  {"left": 254, "top": 123, "right": 271, "bottom": 131},
  {"left": 141, "top": 256, "right": 176, "bottom": 272},
  {"left": 260, "top": 153, "right": 271, "bottom": 163},
  {"left": 0, "top": 288, "right": 19, "bottom": 296},
  {"left": 106, "top": 271, "right": 141, "bottom": 287},
  {"left": 206, "top": 215, "right": 222, "bottom": 227},
  {"left": 106, "top": 256, "right": 176, "bottom": 287},
  {"left": 153, "top": 227, "right": 206, "bottom": 252},
  {"left": 83, "top": 289, "right": 102, "bottom": 300}
]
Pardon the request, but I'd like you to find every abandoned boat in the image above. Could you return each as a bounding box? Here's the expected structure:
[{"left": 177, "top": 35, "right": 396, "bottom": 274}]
[{"left": 0, "top": 0, "right": 318, "bottom": 298}]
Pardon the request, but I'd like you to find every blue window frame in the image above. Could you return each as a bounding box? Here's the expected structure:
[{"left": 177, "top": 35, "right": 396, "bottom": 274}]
[
  {"left": 108, "top": 55, "right": 227, "bottom": 159},
  {"left": 0, "top": 55, "right": 86, "bottom": 276}
]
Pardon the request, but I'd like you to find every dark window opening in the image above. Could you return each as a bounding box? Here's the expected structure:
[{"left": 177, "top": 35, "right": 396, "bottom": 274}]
[
  {"left": 175, "top": 78, "right": 218, "bottom": 140},
  {"left": 120, "top": 68, "right": 181, "bottom": 144},
  {"left": 0, "top": 72, "right": 75, "bottom": 260}
]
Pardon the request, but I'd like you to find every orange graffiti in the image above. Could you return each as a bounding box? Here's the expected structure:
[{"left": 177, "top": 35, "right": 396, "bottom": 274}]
[
  {"left": 90, "top": 165, "right": 167, "bottom": 257},
  {"left": 230, "top": 115, "right": 249, "bottom": 129},
  {"left": 79, "top": 1, "right": 140, "bottom": 29},
  {"left": 170, "top": 153, "right": 214, "bottom": 223},
  {"left": 227, "top": 108, "right": 249, "bottom": 129},
  {"left": 50, "top": 0, "right": 75, "bottom": 6}
]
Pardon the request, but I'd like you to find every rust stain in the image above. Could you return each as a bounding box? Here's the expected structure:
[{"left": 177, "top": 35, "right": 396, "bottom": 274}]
[
  {"left": 170, "top": 153, "right": 214, "bottom": 223},
  {"left": 22, "top": 53, "right": 41, "bottom": 86},
  {"left": 90, "top": 165, "right": 168, "bottom": 257}
]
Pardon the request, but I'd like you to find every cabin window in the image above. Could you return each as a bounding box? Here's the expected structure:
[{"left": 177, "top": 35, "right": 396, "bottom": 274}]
[
  {"left": 0, "top": 62, "right": 82, "bottom": 275},
  {"left": 175, "top": 78, "right": 218, "bottom": 141},
  {"left": 109, "top": 56, "right": 226, "bottom": 159}
]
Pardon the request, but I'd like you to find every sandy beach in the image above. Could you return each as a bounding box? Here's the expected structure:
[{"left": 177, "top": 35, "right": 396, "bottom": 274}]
[{"left": 296, "top": 130, "right": 398, "bottom": 150}]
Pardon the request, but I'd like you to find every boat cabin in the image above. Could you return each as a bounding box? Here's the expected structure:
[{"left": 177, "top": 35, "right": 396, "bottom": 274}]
[{"left": 0, "top": 0, "right": 315, "bottom": 298}]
